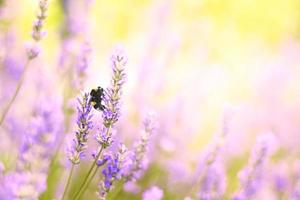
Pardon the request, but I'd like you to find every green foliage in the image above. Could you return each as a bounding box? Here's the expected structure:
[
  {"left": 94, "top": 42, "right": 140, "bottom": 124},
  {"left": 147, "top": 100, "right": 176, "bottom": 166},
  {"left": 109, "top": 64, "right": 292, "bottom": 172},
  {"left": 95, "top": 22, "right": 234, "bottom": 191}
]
[
  {"left": 225, "top": 154, "right": 248, "bottom": 198},
  {"left": 40, "top": 155, "right": 63, "bottom": 200}
]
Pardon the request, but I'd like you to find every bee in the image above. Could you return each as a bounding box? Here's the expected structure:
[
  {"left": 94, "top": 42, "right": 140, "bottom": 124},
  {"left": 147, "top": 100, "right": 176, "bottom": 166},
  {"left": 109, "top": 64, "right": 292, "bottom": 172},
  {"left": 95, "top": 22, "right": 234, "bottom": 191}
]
[{"left": 90, "top": 86, "right": 105, "bottom": 111}]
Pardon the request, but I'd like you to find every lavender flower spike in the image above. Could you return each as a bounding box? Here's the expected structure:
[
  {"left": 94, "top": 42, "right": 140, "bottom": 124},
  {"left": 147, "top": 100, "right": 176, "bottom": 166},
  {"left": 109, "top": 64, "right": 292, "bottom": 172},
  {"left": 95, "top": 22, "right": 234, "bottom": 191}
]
[
  {"left": 68, "top": 93, "right": 93, "bottom": 164},
  {"left": 26, "top": 0, "right": 49, "bottom": 60},
  {"left": 97, "top": 144, "right": 128, "bottom": 200},
  {"left": 0, "top": 0, "right": 50, "bottom": 127},
  {"left": 74, "top": 49, "right": 127, "bottom": 200},
  {"left": 191, "top": 111, "right": 231, "bottom": 200},
  {"left": 95, "top": 47, "right": 127, "bottom": 149},
  {"left": 232, "top": 133, "right": 277, "bottom": 200},
  {"left": 32, "top": 0, "right": 49, "bottom": 42},
  {"left": 103, "top": 47, "right": 127, "bottom": 127},
  {"left": 1, "top": 99, "right": 62, "bottom": 199},
  {"left": 125, "top": 112, "right": 158, "bottom": 182},
  {"left": 197, "top": 160, "right": 226, "bottom": 200}
]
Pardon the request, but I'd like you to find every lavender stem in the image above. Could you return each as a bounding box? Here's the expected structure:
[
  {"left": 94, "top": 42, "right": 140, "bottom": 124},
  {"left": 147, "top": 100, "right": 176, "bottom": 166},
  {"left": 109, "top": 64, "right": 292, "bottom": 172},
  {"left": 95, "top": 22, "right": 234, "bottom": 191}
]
[
  {"left": 0, "top": 59, "right": 31, "bottom": 127},
  {"left": 61, "top": 164, "right": 75, "bottom": 200},
  {"left": 74, "top": 126, "right": 112, "bottom": 200}
]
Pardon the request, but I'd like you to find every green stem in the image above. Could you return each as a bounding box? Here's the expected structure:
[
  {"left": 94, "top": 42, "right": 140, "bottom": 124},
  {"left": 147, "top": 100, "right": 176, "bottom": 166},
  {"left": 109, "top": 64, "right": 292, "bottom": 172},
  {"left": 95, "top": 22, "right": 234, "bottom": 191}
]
[
  {"left": 61, "top": 164, "right": 75, "bottom": 200},
  {"left": 0, "top": 59, "right": 31, "bottom": 127},
  {"left": 73, "top": 146, "right": 104, "bottom": 200},
  {"left": 75, "top": 165, "right": 100, "bottom": 200},
  {"left": 73, "top": 125, "right": 112, "bottom": 199}
]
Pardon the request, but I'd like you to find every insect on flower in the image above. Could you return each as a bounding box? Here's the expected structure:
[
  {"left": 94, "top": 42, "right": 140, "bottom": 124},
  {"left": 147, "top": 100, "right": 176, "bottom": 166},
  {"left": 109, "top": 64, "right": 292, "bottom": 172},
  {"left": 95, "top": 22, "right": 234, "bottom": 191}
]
[{"left": 90, "top": 86, "right": 106, "bottom": 111}]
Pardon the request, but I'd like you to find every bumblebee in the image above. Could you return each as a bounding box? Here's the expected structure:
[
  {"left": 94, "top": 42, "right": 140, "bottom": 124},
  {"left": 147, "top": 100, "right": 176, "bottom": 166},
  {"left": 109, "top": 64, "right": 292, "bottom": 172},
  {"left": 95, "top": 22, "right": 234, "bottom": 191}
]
[{"left": 90, "top": 86, "right": 105, "bottom": 111}]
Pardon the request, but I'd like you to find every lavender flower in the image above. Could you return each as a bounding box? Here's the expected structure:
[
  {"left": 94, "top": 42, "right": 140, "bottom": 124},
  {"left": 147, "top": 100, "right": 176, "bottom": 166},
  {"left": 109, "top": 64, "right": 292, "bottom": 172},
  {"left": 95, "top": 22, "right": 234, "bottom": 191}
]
[
  {"left": 232, "top": 133, "right": 277, "bottom": 200},
  {"left": 197, "top": 161, "right": 226, "bottom": 200},
  {"left": 97, "top": 144, "right": 128, "bottom": 200},
  {"left": 68, "top": 93, "right": 93, "bottom": 164},
  {"left": 192, "top": 112, "right": 231, "bottom": 200},
  {"left": 93, "top": 152, "right": 110, "bottom": 167},
  {"left": 125, "top": 112, "right": 157, "bottom": 182},
  {"left": 0, "top": 0, "right": 50, "bottom": 127},
  {"left": 273, "top": 173, "right": 289, "bottom": 193},
  {"left": 72, "top": 49, "right": 127, "bottom": 200},
  {"left": 142, "top": 186, "right": 164, "bottom": 200},
  {"left": 26, "top": 42, "right": 41, "bottom": 60},
  {"left": 62, "top": 0, "right": 91, "bottom": 36},
  {"left": 270, "top": 163, "right": 290, "bottom": 197},
  {"left": 95, "top": 48, "right": 127, "bottom": 149},
  {"left": 26, "top": 0, "right": 49, "bottom": 60},
  {"left": 31, "top": 0, "right": 48, "bottom": 42},
  {"left": 1, "top": 98, "right": 62, "bottom": 199},
  {"left": 195, "top": 142, "right": 227, "bottom": 200}
]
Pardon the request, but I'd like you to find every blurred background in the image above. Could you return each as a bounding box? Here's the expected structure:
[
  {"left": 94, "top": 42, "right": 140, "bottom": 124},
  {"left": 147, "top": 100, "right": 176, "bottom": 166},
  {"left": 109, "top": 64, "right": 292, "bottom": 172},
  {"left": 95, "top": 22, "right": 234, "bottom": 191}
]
[{"left": 1, "top": 0, "right": 300, "bottom": 199}]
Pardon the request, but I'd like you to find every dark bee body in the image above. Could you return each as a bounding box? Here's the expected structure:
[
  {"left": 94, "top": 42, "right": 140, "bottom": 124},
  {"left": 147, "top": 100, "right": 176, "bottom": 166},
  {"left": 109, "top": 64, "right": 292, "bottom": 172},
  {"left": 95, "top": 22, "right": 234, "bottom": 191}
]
[{"left": 90, "top": 86, "right": 105, "bottom": 111}]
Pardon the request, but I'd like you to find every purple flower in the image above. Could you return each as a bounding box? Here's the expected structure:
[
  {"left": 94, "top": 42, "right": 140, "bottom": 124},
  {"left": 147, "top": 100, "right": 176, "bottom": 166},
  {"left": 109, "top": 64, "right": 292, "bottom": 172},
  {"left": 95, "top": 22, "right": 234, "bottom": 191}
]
[
  {"left": 26, "top": 42, "right": 41, "bottom": 60},
  {"left": 270, "top": 163, "right": 290, "bottom": 196},
  {"left": 97, "top": 144, "right": 129, "bottom": 200},
  {"left": 142, "top": 186, "right": 164, "bottom": 200},
  {"left": 68, "top": 93, "right": 93, "bottom": 164},
  {"left": 94, "top": 126, "right": 115, "bottom": 150},
  {"left": 95, "top": 47, "right": 127, "bottom": 149},
  {"left": 31, "top": 0, "right": 48, "bottom": 42},
  {"left": 62, "top": 0, "right": 91, "bottom": 35},
  {"left": 26, "top": 0, "right": 49, "bottom": 60},
  {"left": 94, "top": 153, "right": 110, "bottom": 167},
  {"left": 125, "top": 112, "right": 158, "bottom": 182},
  {"left": 274, "top": 174, "right": 288, "bottom": 192},
  {"left": 192, "top": 112, "right": 232, "bottom": 200},
  {"left": 197, "top": 161, "right": 226, "bottom": 200},
  {"left": 1, "top": 98, "right": 62, "bottom": 199},
  {"left": 195, "top": 142, "right": 227, "bottom": 200},
  {"left": 232, "top": 133, "right": 277, "bottom": 199}
]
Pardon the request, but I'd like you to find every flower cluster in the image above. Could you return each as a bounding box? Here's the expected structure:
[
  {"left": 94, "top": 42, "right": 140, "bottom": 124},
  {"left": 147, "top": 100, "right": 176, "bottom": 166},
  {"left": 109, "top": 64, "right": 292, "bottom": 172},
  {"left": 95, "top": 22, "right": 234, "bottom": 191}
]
[
  {"left": 97, "top": 144, "right": 128, "bottom": 200},
  {"left": 125, "top": 112, "right": 157, "bottom": 182},
  {"left": 68, "top": 93, "right": 93, "bottom": 164},
  {"left": 1, "top": 98, "right": 62, "bottom": 199},
  {"left": 191, "top": 113, "right": 231, "bottom": 200},
  {"left": 95, "top": 48, "right": 127, "bottom": 149},
  {"left": 2, "top": 1, "right": 300, "bottom": 200},
  {"left": 232, "top": 133, "right": 277, "bottom": 199},
  {"left": 32, "top": 0, "right": 48, "bottom": 42},
  {"left": 67, "top": 48, "right": 128, "bottom": 200},
  {"left": 197, "top": 160, "right": 226, "bottom": 200},
  {"left": 27, "top": 0, "right": 49, "bottom": 60}
]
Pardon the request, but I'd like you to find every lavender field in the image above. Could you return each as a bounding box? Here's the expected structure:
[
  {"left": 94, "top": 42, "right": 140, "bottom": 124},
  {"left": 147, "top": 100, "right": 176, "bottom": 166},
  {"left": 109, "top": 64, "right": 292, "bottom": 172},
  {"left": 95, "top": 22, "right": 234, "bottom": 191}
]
[{"left": 1, "top": 0, "right": 300, "bottom": 199}]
